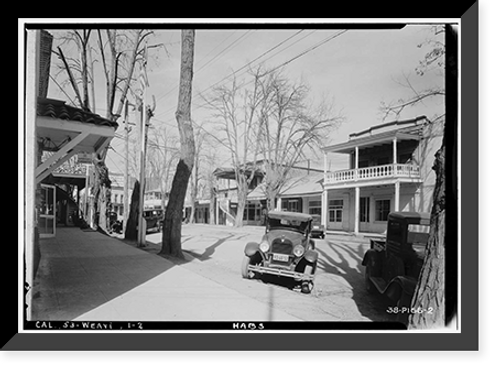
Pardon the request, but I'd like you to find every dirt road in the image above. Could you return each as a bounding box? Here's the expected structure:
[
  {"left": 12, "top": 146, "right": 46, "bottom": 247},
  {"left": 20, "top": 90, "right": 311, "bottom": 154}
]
[{"left": 145, "top": 224, "right": 394, "bottom": 322}]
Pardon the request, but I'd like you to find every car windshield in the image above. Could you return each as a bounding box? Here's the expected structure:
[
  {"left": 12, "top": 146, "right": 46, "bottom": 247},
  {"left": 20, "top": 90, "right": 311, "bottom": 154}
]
[
  {"left": 268, "top": 217, "right": 309, "bottom": 233},
  {"left": 312, "top": 215, "right": 321, "bottom": 224}
]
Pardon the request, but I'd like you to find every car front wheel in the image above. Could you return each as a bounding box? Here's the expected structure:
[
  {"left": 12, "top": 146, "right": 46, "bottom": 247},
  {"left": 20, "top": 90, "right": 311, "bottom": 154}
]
[
  {"left": 241, "top": 256, "right": 253, "bottom": 279},
  {"left": 301, "top": 265, "right": 314, "bottom": 294}
]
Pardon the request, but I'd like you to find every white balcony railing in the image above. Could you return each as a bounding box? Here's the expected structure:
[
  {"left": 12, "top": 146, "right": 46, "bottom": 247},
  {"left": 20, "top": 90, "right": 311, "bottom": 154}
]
[{"left": 325, "top": 164, "right": 421, "bottom": 185}]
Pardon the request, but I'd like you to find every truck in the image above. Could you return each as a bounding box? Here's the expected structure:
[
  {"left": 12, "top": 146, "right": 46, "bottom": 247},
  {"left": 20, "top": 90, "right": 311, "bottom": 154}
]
[{"left": 361, "top": 211, "right": 431, "bottom": 323}]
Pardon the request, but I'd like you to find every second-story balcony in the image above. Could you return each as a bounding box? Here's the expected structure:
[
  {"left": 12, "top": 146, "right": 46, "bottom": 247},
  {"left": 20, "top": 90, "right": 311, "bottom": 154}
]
[{"left": 324, "top": 163, "right": 422, "bottom": 187}]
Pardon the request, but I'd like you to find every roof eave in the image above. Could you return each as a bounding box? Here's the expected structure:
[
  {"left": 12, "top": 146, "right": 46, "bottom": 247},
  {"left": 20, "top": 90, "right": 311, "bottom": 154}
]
[{"left": 322, "top": 132, "right": 421, "bottom": 154}]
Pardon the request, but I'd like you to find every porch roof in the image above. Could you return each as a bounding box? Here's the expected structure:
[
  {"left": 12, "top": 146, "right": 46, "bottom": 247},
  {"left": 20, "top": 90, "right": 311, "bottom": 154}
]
[
  {"left": 280, "top": 174, "right": 324, "bottom": 197},
  {"left": 322, "top": 129, "right": 421, "bottom": 154},
  {"left": 246, "top": 173, "right": 324, "bottom": 201},
  {"left": 35, "top": 98, "right": 118, "bottom": 184}
]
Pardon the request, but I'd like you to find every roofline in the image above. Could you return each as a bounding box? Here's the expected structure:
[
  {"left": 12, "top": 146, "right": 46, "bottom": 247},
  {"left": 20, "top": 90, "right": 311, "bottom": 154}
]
[
  {"left": 322, "top": 116, "right": 428, "bottom": 153},
  {"left": 349, "top": 115, "right": 429, "bottom": 139},
  {"left": 322, "top": 129, "right": 421, "bottom": 154}
]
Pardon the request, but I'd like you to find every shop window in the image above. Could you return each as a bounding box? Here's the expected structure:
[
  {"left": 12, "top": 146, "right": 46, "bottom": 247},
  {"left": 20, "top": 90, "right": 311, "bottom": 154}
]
[
  {"left": 244, "top": 203, "right": 261, "bottom": 221},
  {"left": 308, "top": 200, "right": 321, "bottom": 216},
  {"left": 282, "top": 199, "right": 301, "bottom": 212}
]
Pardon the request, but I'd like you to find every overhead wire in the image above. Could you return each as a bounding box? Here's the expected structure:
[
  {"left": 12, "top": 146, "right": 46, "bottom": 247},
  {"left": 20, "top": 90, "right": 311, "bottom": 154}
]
[
  {"left": 154, "top": 30, "right": 253, "bottom": 109},
  {"left": 154, "top": 29, "right": 304, "bottom": 119},
  {"left": 155, "top": 29, "right": 347, "bottom": 121}
]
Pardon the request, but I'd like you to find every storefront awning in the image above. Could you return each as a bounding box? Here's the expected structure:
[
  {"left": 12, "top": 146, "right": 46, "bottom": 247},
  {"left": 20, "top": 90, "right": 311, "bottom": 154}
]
[{"left": 35, "top": 98, "right": 118, "bottom": 184}]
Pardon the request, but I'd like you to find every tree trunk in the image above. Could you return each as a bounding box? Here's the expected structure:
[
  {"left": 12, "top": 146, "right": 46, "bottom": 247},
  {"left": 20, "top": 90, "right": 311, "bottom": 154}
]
[
  {"left": 408, "top": 144, "right": 446, "bottom": 329},
  {"left": 124, "top": 180, "right": 140, "bottom": 240},
  {"left": 235, "top": 190, "right": 246, "bottom": 228},
  {"left": 267, "top": 195, "right": 275, "bottom": 212},
  {"left": 266, "top": 184, "right": 279, "bottom": 212},
  {"left": 160, "top": 30, "right": 196, "bottom": 259}
]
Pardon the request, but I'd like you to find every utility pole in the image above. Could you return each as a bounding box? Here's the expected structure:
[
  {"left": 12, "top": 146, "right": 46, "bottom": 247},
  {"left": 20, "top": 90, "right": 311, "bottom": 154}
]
[
  {"left": 137, "top": 98, "right": 147, "bottom": 246},
  {"left": 123, "top": 100, "right": 129, "bottom": 226},
  {"left": 137, "top": 43, "right": 149, "bottom": 247}
]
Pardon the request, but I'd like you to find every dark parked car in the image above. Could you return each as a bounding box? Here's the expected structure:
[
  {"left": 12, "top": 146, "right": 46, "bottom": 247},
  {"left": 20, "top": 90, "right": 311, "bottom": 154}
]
[
  {"left": 241, "top": 210, "right": 318, "bottom": 294},
  {"left": 107, "top": 211, "right": 123, "bottom": 234},
  {"left": 143, "top": 208, "right": 164, "bottom": 233},
  {"left": 310, "top": 214, "right": 325, "bottom": 239},
  {"left": 362, "top": 211, "right": 430, "bottom": 323}
]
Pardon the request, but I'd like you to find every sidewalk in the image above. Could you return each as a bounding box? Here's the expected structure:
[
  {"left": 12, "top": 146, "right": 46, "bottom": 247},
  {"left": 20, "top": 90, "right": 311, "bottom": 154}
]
[{"left": 31, "top": 227, "right": 299, "bottom": 321}]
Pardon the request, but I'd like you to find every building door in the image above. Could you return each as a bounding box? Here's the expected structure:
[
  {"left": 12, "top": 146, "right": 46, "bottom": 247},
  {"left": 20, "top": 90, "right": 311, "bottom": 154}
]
[
  {"left": 359, "top": 196, "right": 370, "bottom": 232},
  {"left": 327, "top": 199, "right": 344, "bottom": 230},
  {"left": 39, "top": 184, "right": 56, "bottom": 238}
]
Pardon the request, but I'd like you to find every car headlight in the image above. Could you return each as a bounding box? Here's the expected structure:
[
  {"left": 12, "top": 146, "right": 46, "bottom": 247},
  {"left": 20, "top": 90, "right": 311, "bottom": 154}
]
[
  {"left": 293, "top": 244, "right": 305, "bottom": 257},
  {"left": 259, "top": 241, "right": 270, "bottom": 252}
]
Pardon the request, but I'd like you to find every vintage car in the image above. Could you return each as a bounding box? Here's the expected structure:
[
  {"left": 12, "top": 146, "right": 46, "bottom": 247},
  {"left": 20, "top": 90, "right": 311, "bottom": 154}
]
[
  {"left": 362, "top": 211, "right": 430, "bottom": 323},
  {"left": 107, "top": 211, "right": 123, "bottom": 234},
  {"left": 143, "top": 208, "right": 164, "bottom": 233},
  {"left": 310, "top": 214, "right": 326, "bottom": 239},
  {"left": 241, "top": 210, "right": 318, "bottom": 294}
]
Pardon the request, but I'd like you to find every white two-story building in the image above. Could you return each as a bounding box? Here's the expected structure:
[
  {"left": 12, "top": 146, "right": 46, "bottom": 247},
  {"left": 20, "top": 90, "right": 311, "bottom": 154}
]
[{"left": 321, "top": 115, "right": 444, "bottom": 235}]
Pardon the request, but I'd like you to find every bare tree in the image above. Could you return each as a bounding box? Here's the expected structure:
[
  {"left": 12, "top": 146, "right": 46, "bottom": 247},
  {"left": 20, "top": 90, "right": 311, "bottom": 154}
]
[
  {"left": 255, "top": 69, "right": 343, "bottom": 210},
  {"left": 202, "top": 70, "right": 265, "bottom": 227},
  {"left": 160, "top": 30, "right": 196, "bottom": 259},
  {"left": 53, "top": 30, "right": 93, "bottom": 110},
  {"left": 380, "top": 25, "right": 445, "bottom": 122},
  {"left": 188, "top": 123, "right": 204, "bottom": 224},
  {"left": 148, "top": 124, "right": 179, "bottom": 209},
  {"left": 54, "top": 29, "right": 157, "bottom": 231}
]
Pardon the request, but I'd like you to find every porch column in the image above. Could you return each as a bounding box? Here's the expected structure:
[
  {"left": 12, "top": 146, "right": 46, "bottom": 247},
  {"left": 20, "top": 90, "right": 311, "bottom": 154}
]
[
  {"left": 393, "top": 137, "right": 398, "bottom": 165},
  {"left": 394, "top": 181, "right": 400, "bottom": 212},
  {"left": 215, "top": 199, "right": 220, "bottom": 225},
  {"left": 321, "top": 188, "right": 328, "bottom": 228},
  {"left": 354, "top": 146, "right": 359, "bottom": 180},
  {"left": 354, "top": 186, "right": 360, "bottom": 235},
  {"left": 276, "top": 197, "right": 282, "bottom": 211}
]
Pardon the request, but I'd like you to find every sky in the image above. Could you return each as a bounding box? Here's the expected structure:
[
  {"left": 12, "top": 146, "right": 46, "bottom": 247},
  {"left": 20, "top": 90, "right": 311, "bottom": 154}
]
[{"left": 46, "top": 23, "right": 445, "bottom": 175}]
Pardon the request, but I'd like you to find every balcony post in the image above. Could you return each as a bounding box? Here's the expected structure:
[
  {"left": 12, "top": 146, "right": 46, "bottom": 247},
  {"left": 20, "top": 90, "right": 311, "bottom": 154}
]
[
  {"left": 393, "top": 137, "right": 397, "bottom": 163},
  {"left": 354, "top": 146, "right": 359, "bottom": 180},
  {"left": 395, "top": 181, "right": 400, "bottom": 212}
]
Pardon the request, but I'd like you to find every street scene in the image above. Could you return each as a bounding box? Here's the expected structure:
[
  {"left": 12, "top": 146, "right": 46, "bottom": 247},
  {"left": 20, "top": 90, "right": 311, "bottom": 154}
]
[
  {"left": 24, "top": 23, "right": 451, "bottom": 330},
  {"left": 32, "top": 224, "right": 394, "bottom": 323}
]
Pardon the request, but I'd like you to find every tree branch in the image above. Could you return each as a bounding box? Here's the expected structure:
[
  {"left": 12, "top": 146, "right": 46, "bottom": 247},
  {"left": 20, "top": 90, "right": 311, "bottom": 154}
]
[{"left": 57, "top": 47, "right": 84, "bottom": 109}]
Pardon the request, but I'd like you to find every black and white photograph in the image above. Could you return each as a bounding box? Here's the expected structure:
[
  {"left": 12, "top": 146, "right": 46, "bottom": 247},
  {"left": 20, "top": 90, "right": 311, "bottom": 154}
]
[{"left": 14, "top": 14, "right": 479, "bottom": 353}]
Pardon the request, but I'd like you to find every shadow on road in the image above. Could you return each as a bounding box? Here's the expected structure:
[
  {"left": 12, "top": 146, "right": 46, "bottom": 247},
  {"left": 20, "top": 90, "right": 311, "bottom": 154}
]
[
  {"left": 316, "top": 241, "right": 394, "bottom": 322},
  {"left": 182, "top": 234, "right": 236, "bottom": 261}
]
